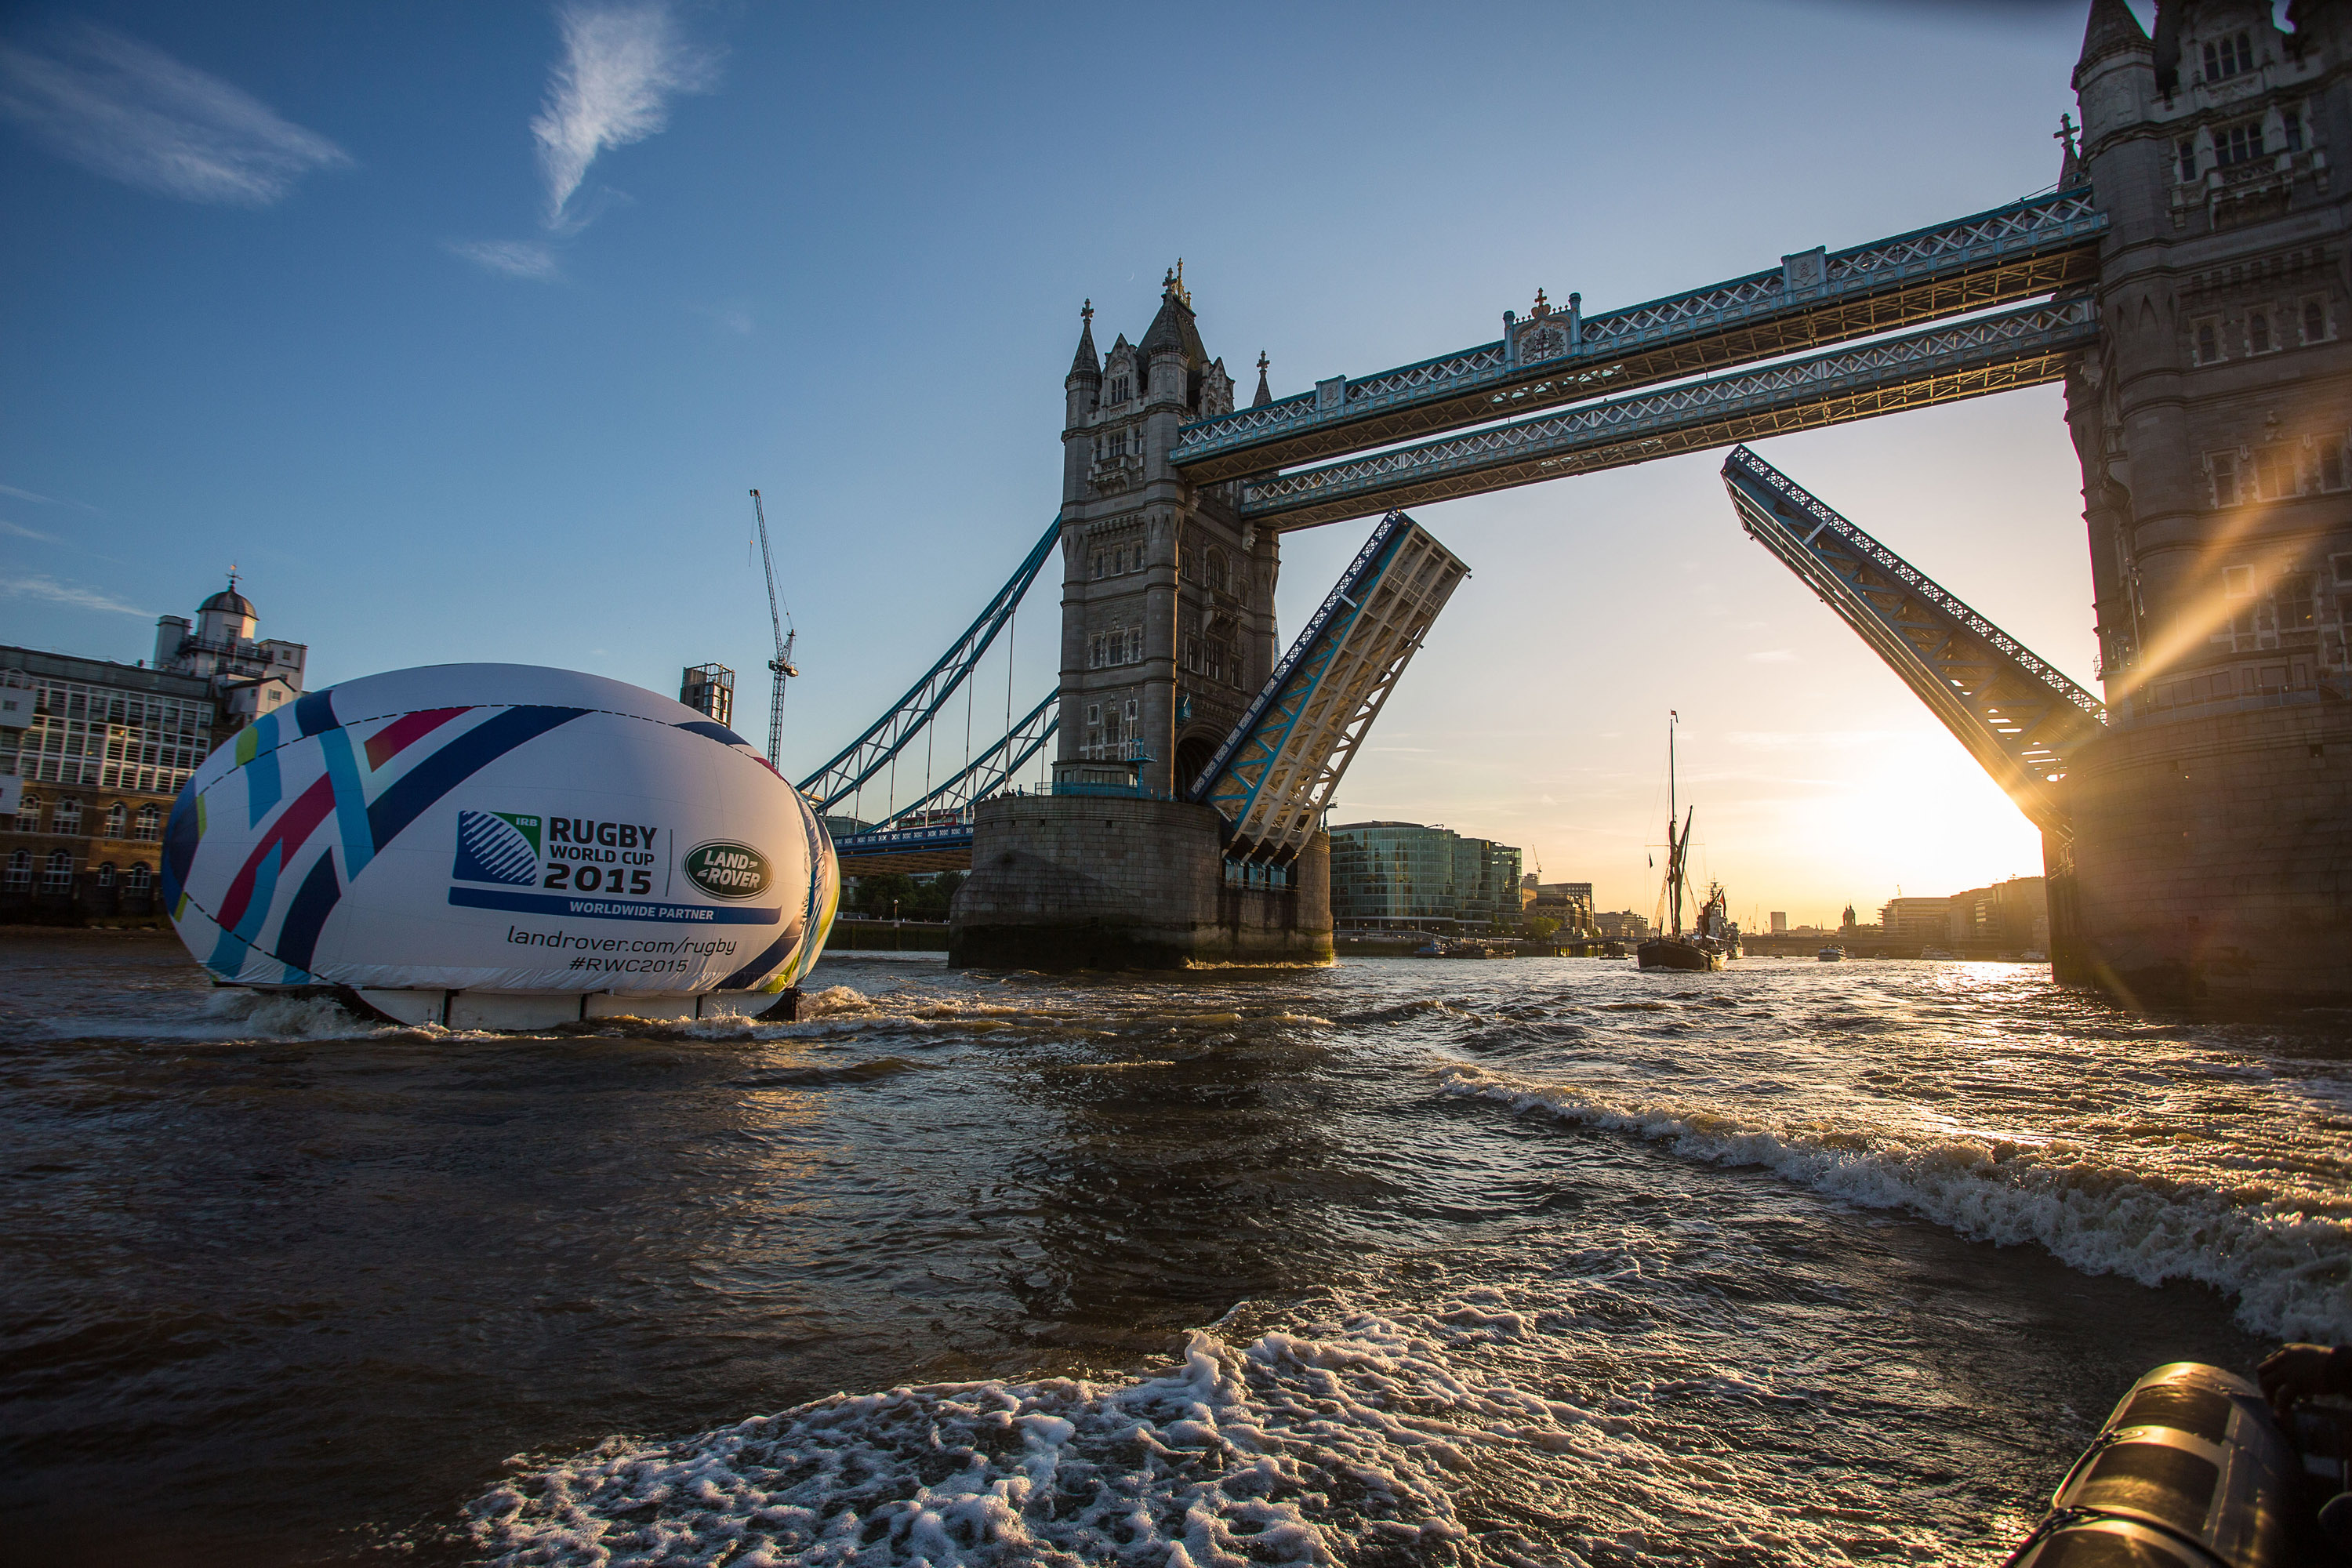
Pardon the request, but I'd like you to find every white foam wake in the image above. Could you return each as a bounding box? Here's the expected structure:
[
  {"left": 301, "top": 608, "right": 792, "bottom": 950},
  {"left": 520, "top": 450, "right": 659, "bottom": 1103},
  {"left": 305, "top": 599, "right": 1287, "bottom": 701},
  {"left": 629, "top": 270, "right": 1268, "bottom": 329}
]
[
  {"left": 1439, "top": 1063, "right": 2352, "bottom": 1342},
  {"left": 469, "top": 1325, "right": 1484, "bottom": 1567}
]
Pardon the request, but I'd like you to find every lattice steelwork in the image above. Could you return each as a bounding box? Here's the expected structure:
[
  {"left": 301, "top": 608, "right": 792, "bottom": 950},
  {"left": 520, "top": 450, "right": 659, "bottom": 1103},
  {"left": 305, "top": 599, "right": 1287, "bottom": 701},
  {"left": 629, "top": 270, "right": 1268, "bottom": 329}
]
[
  {"left": 826, "top": 691, "right": 1058, "bottom": 874},
  {"left": 1237, "top": 297, "right": 2099, "bottom": 531},
  {"left": 861, "top": 689, "right": 1056, "bottom": 832},
  {"left": 1722, "top": 445, "right": 2106, "bottom": 839},
  {"left": 1174, "top": 189, "right": 2103, "bottom": 481},
  {"left": 797, "top": 516, "right": 1059, "bottom": 811},
  {"left": 1191, "top": 513, "right": 1468, "bottom": 862}
]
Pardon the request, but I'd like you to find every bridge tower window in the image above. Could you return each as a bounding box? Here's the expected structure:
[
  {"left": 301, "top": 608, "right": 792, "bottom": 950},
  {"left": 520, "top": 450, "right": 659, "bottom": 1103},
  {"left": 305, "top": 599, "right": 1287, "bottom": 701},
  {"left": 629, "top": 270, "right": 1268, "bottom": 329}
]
[
  {"left": 2194, "top": 318, "right": 2223, "bottom": 365},
  {"left": 2281, "top": 574, "right": 2319, "bottom": 637},
  {"left": 2203, "top": 31, "right": 2253, "bottom": 82},
  {"left": 2285, "top": 110, "right": 2305, "bottom": 153},
  {"left": 2215, "top": 118, "right": 2267, "bottom": 168},
  {"left": 2250, "top": 307, "right": 2274, "bottom": 354},
  {"left": 2317, "top": 434, "right": 2347, "bottom": 492},
  {"left": 2252, "top": 446, "right": 2293, "bottom": 499},
  {"left": 2302, "top": 296, "right": 2331, "bottom": 345},
  {"left": 2178, "top": 139, "right": 2199, "bottom": 182},
  {"left": 2210, "top": 450, "right": 2241, "bottom": 506}
]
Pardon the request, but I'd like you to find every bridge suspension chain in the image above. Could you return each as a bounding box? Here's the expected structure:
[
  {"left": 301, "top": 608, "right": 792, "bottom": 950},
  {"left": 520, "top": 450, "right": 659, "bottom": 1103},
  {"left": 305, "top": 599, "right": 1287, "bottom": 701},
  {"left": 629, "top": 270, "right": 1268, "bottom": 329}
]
[
  {"left": 795, "top": 516, "right": 1060, "bottom": 812},
  {"left": 846, "top": 688, "right": 1057, "bottom": 836}
]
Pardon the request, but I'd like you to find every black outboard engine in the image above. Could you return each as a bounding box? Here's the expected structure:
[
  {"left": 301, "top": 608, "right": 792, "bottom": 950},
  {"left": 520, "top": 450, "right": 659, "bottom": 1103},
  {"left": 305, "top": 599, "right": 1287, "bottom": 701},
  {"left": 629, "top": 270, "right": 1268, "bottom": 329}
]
[{"left": 2004, "top": 1363, "right": 2306, "bottom": 1567}]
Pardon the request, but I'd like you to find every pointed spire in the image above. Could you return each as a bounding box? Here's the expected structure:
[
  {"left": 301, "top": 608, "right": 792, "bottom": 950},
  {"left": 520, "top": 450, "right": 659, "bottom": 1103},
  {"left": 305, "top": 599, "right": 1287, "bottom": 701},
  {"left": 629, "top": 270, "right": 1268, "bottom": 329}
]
[
  {"left": 1068, "top": 299, "right": 1100, "bottom": 380},
  {"left": 2055, "top": 112, "right": 2085, "bottom": 189},
  {"left": 1253, "top": 350, "right": 1272, "bottom": 408},
  {"left": 2080, "top": 0, "right": 2149, "bottom": 60}
]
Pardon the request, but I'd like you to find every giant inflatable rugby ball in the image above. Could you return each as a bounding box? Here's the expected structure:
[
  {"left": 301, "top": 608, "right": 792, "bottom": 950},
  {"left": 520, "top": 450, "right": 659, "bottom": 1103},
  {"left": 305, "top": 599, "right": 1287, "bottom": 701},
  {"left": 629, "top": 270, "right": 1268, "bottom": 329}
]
[{"left": 162, "top": 664, "right": 837, "bottom": 1025}]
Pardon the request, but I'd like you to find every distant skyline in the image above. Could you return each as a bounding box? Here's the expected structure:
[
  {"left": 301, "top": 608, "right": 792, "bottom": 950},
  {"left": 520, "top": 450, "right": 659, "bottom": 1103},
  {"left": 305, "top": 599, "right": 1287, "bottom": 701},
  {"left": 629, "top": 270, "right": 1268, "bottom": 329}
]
[{"left": 2, "top": 0, "right": 2117, "bottom": 917}]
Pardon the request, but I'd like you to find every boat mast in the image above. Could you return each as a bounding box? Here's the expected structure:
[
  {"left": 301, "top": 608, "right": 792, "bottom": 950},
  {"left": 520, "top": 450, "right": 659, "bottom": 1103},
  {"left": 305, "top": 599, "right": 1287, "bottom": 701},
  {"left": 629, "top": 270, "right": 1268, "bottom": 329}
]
[
  {"left": 1676, "top": 807, "right": 1693, "bottom": 937},
  {"left": 1667, "top": 713, "right": 1682, "bottom": 937}
]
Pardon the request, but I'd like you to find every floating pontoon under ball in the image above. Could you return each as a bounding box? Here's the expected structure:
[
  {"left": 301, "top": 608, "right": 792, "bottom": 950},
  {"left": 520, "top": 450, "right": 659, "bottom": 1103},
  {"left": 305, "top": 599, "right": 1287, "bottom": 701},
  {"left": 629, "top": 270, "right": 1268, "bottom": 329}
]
[{"left": 162, "top": 663, "right": 837, "bottom": 1030}]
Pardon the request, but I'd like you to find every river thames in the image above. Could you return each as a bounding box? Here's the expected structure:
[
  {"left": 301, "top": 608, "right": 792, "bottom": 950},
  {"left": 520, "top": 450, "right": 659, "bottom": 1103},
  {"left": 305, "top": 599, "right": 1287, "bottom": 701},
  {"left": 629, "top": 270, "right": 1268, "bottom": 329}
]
[{"left": 2, "top": 934, "right": 2347, "bottom": 1566}]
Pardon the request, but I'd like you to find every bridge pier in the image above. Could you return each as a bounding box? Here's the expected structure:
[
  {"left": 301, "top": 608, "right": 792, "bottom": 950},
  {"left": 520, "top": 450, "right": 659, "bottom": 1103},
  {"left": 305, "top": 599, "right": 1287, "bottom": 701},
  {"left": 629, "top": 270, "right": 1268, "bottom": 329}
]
[
  {"left": 949, "top": 795, "right": 1330, "bottom": 969},
  {"left": 2064, "top": 706, "right": 2350, "bottom": 1006}
]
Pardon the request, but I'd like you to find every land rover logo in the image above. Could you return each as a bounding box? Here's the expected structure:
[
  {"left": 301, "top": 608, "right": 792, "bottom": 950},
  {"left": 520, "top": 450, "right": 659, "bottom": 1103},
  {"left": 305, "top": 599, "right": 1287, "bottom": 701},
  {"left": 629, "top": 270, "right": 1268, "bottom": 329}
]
[{"left": 683, "top": 840, "right": 771, "bottom": 900}]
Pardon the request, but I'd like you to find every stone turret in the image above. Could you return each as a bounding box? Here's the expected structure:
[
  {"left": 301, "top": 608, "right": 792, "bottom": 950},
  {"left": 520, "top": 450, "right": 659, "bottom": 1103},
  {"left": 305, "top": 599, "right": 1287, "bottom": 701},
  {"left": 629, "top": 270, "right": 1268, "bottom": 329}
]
[
  {"left": 1051, "top": 263, "right": 1273, "bottom": 799},
  {"left": 953, "top": 267, "right": 1325, "bottom": 970},
  {"left": 1065, "top": 300, "right": 1099, "bottom": 429}
]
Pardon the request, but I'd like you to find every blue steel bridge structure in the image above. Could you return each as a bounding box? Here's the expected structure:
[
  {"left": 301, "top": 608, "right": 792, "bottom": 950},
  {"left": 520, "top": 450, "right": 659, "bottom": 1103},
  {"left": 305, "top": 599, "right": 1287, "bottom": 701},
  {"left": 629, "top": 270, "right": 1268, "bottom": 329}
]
[{"left": 815, "top": 185, "right": 2108, "bottom": 877}]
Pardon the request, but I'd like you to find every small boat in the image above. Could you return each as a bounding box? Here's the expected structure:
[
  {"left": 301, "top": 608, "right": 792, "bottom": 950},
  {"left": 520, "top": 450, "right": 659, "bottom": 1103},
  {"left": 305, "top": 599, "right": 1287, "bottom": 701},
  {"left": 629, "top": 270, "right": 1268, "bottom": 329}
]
[
  {"left": 1817, "top": 946, "right": 1845, "bottom": 961},
  {"left": 1638, "top": 714, "right": 1727, "bottom": 974},
  {"left": 1639, "top": 932, "right": 1722, "bottom": 971},
  {"left": 1694, "top": 879, "right": 1741, "bottom": 959}
]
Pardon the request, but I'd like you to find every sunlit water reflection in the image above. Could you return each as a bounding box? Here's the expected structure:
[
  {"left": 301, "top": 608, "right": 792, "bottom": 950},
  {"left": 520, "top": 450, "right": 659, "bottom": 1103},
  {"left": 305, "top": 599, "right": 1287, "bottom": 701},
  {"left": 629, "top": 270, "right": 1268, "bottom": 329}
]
[{"left": 2, "top": 935, "right": 2346, "bottom": 1566}]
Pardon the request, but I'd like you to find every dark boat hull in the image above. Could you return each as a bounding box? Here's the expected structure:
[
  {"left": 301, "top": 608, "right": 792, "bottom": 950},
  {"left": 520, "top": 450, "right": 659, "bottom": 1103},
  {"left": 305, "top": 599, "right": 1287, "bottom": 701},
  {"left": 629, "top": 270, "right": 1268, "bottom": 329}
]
[{"left": 1637, "top": 937, "right": 1723, "bottom": 972}]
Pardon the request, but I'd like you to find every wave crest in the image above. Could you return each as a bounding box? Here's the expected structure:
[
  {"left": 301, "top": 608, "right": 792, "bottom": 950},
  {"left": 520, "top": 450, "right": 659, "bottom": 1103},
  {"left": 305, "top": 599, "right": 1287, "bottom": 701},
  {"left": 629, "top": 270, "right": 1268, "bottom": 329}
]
[{"left": 1438, "top": 1063, "right": 2352, "bottom": 1341}]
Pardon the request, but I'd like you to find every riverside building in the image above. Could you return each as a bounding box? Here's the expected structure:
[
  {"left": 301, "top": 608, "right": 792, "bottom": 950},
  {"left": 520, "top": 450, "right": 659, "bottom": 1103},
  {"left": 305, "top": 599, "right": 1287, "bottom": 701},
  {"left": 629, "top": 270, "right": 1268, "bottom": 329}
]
[
  {"left": 1, "top": 575, "right": 307, "bottom": 920},
  {"left": 1328, "top": 821, "right": 1523, "bottom": 933}
]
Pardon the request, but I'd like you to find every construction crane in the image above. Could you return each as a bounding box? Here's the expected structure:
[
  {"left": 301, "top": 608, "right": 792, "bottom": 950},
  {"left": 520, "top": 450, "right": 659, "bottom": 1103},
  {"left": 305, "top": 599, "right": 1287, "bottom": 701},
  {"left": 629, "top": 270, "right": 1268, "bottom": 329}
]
[{"left": 749, "top": 488, "right": 797, "bottom": 770}]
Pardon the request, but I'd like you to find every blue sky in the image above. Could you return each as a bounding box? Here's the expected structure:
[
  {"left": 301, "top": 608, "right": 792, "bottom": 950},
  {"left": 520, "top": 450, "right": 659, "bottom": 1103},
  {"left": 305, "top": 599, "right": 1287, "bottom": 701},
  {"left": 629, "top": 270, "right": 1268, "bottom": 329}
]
[{"left": 2, "top": 0, "right": 2114, "bottom": 920}]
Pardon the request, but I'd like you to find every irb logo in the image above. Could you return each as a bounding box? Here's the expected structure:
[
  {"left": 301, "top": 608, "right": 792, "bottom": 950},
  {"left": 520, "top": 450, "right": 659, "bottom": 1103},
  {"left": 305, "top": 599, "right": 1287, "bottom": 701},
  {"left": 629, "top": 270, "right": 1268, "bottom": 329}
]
[{"left": 452, "top": 811, "right": 542, "bottom": 886}]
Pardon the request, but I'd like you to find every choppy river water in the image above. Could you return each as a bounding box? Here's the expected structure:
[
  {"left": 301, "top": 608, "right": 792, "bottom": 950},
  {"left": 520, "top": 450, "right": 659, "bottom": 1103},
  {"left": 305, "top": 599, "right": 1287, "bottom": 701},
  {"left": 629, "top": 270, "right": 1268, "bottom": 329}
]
[{"left": 3, "top": 934, "right": 2349, "bottom": 1567}]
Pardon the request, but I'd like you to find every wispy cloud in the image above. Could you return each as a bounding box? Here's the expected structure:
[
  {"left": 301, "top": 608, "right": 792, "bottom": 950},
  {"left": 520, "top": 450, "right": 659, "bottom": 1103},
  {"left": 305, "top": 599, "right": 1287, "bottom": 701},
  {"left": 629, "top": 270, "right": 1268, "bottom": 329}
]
[
  {"left": 0, "top": 23, "right": 350, "bottom": 205},
  {"left": 532, "top": 3, "right": 714, "bottom": 228},
  {"left": 0, "top": 520, "right": 56, "bottom": 542},
  {"left": 450, "top": 4, "right": 714, "bottom": 283},
  {"left": 446, "top": 238, "right": 561, "bottom": 280},
  {"left": 1, "top": 572, "right": 149, "bottom": 617},
  {"left": 0, "top": 482, "right": 99, "bottom": 512}
]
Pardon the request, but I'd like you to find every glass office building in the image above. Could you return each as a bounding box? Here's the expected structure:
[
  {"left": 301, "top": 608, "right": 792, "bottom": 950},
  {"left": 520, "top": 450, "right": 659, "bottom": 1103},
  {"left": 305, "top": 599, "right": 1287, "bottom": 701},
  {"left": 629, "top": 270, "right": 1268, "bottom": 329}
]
[{"left": 1328, "top": 821, "right": 1523, "bottom": 932}]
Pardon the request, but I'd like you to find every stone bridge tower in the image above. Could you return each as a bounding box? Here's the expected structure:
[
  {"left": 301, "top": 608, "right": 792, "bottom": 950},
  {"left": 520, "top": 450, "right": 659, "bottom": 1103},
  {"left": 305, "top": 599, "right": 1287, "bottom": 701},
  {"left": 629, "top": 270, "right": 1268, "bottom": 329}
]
[
  {"left": 1056, "top": 268, "right": 1279, "bottom": 798},
  {"left": 2067, "top": 0, "right": 2352, "bottom": 1003}
]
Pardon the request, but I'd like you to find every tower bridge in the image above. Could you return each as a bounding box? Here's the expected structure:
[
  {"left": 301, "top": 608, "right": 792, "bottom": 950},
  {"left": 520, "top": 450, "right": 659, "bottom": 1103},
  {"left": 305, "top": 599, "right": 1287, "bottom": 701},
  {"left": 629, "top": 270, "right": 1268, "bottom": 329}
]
[{"left": 811, "top": 0, "right": 2352, "bottom": 1005}]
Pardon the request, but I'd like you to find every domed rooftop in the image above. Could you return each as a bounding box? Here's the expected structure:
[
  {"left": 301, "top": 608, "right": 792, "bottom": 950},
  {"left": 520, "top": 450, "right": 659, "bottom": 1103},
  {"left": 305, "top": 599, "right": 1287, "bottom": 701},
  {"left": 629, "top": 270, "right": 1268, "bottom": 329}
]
[{"left": 200, "top": 574, "right": 254, "bottom": 618}]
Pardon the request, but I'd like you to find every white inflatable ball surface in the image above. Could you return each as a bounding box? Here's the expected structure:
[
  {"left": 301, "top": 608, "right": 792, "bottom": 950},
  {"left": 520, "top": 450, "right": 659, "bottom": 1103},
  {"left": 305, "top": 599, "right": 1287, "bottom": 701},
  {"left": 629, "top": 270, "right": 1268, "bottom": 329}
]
[{"left": 162, "top": 663, "right": 837, "bottom": 996}]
